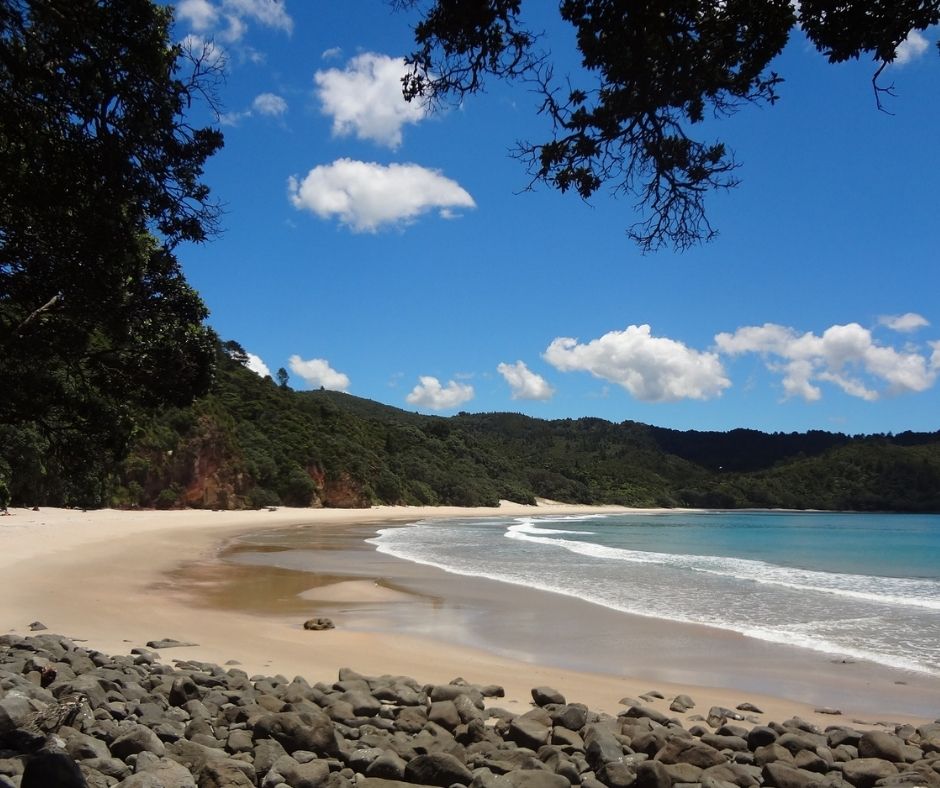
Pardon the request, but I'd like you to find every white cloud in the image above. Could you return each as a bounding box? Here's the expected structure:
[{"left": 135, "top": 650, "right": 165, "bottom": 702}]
[
  {"left": 176, "top": 0, "right": 292, "bottom": 43},
  {"left": 715, "top": 322, "right": 939, "bottom": 401},
  {"left": 252, "top": 92, "right": 288, "bottom": 116},
  {"left": 245, "top": 352, "right": 271, "bottom": 378},
  {"left": 879, "top": 312, "right": 930, "bottom": 333},
  {"left": 406, "top": 376, "right": 474, "bottom": 411},
  {"left": 287, "top": 159, "right": 475, "bottom": 232},
  {"left": 314, "top": 53, "right": 428, "bottom": 148},
  {"left": 544, "top": 325, "right": 730, "bottom": 402},
  {"left": 894, "top": 29, "right": 930, "bottom": 65},
  {"left": 222, "top": 0, "right": 292, "bottom": 34},
  {"left": 321, "top": 46, "right": 343, "bottom": 60},
  {"left": 288, "top": 355, "right": 350, "bottom": 391},
  {"left": 176, "top": 0, "right": 219, "bottom": 31},
  {"left": 930, "top": 341, "right": 940, "bottom": 371},
  {"left": 497, "top": 361, "right": 555, "bottom": 401},
  {"left": 181, "top": 34, "right": 226, "bottom": 69}
]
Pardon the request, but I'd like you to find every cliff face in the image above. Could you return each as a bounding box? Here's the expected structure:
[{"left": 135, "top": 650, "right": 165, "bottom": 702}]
[{"left": 308, "top": 465, "right": 370, "bottom": 508}]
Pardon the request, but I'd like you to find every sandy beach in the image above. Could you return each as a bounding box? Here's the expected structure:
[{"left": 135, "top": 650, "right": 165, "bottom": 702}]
[{"left": 1, "top": 503, "right": 937, "bottom": 730}]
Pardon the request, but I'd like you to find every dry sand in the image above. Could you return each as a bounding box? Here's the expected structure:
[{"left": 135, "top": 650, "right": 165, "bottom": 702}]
[{"left": 0, "top": 504, "right": 936, "bottom": 729}]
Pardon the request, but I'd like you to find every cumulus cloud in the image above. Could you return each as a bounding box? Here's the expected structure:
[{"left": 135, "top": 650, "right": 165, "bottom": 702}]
[
  {"left": 287, "top": 159, "right": 475, "bottom": 232},
  {"left": 315, "top": 53, "right": 429, "bottom": 148},
  {"left": 543, "top": 325, "right": 730, "bottom": 402},
  {"left": 245, "top": 352, "right": 272, "bottom": 378},
  {"left": 176, "top": 0, "right": 219, "bottom": 31},
  {"left": 252, "top": 92, "right": 288, "bottom": 116},
  {"left": 894, "top": 29, "right": 930, "bottom": 65},
  {"left": 175, "top": 0, "right": 292, "bottom": 43},
  {"left": 715, "top": 322, "right": 939, "bottom": 401},
  {"left": 406, "top": 376, "right": 474, "bottom": 411},
  {"left": 879, "top": 312, "right": 930, "bottom": 333},
  {"left": 497, "top": 361, "right": 555, "bottom": 401},
  {"left": 288, "top": 355, "right": 350, "bottom": 391},
  {"left": 222, "top": 91, "right": 288, "bottom": 125}
]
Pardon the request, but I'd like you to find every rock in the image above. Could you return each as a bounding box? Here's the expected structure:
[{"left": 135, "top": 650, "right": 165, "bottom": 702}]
[
  {"left": 814, "top": 708, "right": 842, "bottom": 716},
  {"left": 858, "top": 732, "right": 905, "bottom": 763},
  {"left": 762, "top": 762, "right": 825, "bottom": 788},
  {"left": 507, "top": 716, "right": 551, "bottom": 750},
  {"left": 747, "top": 726, "right": 778, "bottom": 749},
  {"left": 145, "top": 639, "right": 198, "bottom": 649},
  {"left": 841, "top": 758, "right": 898, "bottom": 788},
  {"left": 671, "top": 695, "right": 696, "bottom": 713},
  {"left": 303, "top": 618, "right": 335, "bottom": 631},
  {"left": 623, "top": 705, "right": 672, "bottom": 726},
  {"left": 531, "top": 687, "right": 566, "bottom": 707},
  {"left": 132, "top": 754, "right": 198, "bottom": 787},
  {"left": 551, "top": 703, "right": 588, "bottom": 732},
  {"left": 404, "top": 752, "right": 474, "bottom": 787},
  {"left": 28, "top": 622, "right": 48, "bottom": 632},
  {"left": 753, "top": 744, "right": 796, "bottom": 767},
  {"left": 429, "top": 700, "right": 462, "bottom": 731},
  {"left": 169, "top": 676, "right": 201, "bottom": 707},
  {"left": 655, "top": 739, "right": 727, "bottom": 769},
  {"left": 700, "top": 734, "right": 749, "bottom": 752},
  {"left": 635, "top": 759, "right": 672, "bottom": 788},
  {"left": 708, "top": 707, "right": 745, "bottom": 727},
  {"left": 21, "top": 748, "right": 87, "bottom": 788},
  {"left": 252, "top": 711, "right": 336, "bottom": 755},
  {"left": 111, "top": 724, "right": 167, "bottom": 759},
  {"left": 583, "top": 724, "right": 626, "bottom": 769},
  {"left": 365, "top": 751, "right": 407, "bottom": 780},
  {"left": 276, "top": 756, "right": 331, "bottom": 788},
  {"left": 360, "top": 779, "right": 432, "bottom": 788},
  {"left": 199, "top": 761, "right": 256, "bottom": 787},
  {"left": 505, "top": 771, "right": 571, "bottom": 788},
  {"left": 736, "top": 703, "right": 763, "bottom": 714}
]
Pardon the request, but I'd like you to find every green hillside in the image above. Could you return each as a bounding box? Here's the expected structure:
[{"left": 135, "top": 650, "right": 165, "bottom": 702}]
[{"left": 7, "top": 342, "right": 940, "bottom": 512}]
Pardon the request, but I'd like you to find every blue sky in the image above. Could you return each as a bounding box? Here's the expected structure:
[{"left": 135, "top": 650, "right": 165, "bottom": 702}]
[{"left": 170, "top": 1, "right": 940, "bottom": 435}]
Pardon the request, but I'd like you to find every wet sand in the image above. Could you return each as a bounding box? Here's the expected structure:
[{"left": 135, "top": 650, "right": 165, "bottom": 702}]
[{"left": 178, "top": 519, "right": 940, "bottom": 721}]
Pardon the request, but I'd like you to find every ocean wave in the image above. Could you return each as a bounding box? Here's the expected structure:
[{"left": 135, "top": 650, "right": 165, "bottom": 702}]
[
  {"left": 505, "top": 524, "right": 940, "bottom": 612},
  {"left": 369, "top": 524, "right": 939, "bottom": 675}
]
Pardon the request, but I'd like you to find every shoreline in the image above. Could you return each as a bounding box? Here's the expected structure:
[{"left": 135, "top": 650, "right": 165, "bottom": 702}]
[{"left": 1, "top": 504, "right": 937, "bottom": 729}]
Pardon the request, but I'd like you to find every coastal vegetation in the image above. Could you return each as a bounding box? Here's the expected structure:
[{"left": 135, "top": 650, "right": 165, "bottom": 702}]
[
  {"left": 2, "top": 1, "right": 939, "bottom": 513},
  {"left": 9, "top": 343, "right": 937, "bottom": 512}
]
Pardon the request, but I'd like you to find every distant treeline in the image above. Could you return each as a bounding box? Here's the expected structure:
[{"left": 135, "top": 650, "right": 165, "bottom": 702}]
[{"left": 7, "top": 342, "right": 940, "bottom": 511}]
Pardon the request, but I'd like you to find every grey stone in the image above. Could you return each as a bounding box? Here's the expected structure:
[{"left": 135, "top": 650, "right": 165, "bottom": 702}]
[
  {"left": 404, "top": 752, "right": 474, "bottom": 787},
  {"left": 842, "top": 759, "right": 899, "bottom": 788},
  {"left": 145, "top": 640, "right": 198, "bottom": 650},
  {"left": 531, "top": 687, "right": 566, "bottom": 707},
  {"left": 858, "top": 733, "right": 905, "bottom": 763},
  {"left": 504, "top": 771, "right": 570, "bottom": 788},
  {"left": 21, "top": 748, "right": 87, "bottom": 788},
  {"left": 111, "top": 725, "right": 167, "bottom": 760},
  {"left": 365, "top": 751, "right": 407, "bottom": 780},
  {"left": 670, "top": 696, "right": 696, "bottom": 713},
  {"left": 508, "top": 717, "right": 551, "bottom": 751},
  {"left": 635, "top": 760, "right": 672, "bottom": 788}
]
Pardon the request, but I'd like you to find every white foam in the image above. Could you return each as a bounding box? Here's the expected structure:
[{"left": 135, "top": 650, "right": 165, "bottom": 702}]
[
  {"left": 371, "top": 528, "right": 939, "bottom": 676},
  {"left": 505, "top": 527, "right": 940, "bottom": 612}
]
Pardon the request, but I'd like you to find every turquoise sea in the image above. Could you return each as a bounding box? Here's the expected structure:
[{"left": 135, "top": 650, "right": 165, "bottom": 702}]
[{"left": 369, "top": 511, "right": 940, "bottom": 676}]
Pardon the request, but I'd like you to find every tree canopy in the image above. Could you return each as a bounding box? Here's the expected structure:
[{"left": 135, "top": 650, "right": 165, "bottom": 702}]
[
  {"left": 0, "top": 0, "right": 223, "bottom": 505},
  {"left": 399, "top": 0, "right": 940, "bottom": 251}
]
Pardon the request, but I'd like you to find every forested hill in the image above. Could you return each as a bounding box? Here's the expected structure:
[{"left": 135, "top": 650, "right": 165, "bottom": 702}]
[{"left": 13, "top": 345, "right": 940, "bottom": 512}]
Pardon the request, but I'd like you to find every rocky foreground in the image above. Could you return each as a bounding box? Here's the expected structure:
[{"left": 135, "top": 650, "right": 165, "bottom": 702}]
[{"left": 1, "top": 635, "right": 938, "bottom": 788}]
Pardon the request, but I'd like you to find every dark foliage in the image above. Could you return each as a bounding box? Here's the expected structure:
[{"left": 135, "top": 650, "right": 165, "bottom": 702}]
[
  {"left": 0, "top": 0, "right": 222, "bottom": 506},
  {"left": 398, "top": 0, "right": 939, "bottom": 250},
  {"left": 90, "top": 346, "right": 940, "bottom": 513}
]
